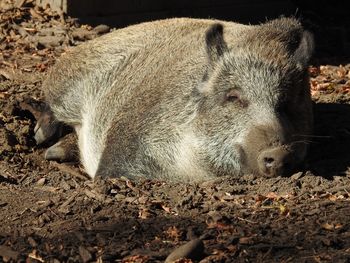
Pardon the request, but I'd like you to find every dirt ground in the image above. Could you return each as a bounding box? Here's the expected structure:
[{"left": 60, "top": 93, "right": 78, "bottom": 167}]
[{"left": 1, "top": 1, "right": 350, "bottom": 263}]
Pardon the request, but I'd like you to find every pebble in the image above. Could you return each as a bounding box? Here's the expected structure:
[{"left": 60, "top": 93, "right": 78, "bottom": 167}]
[
  {"left": 71, "top": 28, "right": 97, "bottom": 41},
  {"left": 27, "top": 236, "right": 38, "bottom": 247},
  {"left": 78, "top": 246, "right": 92, "bottom": 263},
  {"left": 34, "top": 35, "right": 65, "bottom": 48},
  {"left": 291, "top": 172, "right": 303, "bottom": 181},
  {"left": 165, "top": 238, "right": 204, "bottom": 263},
  {"left": 36, "top": 178, "right": 46, "bottom": 186},
  {"left": 0, "top": 245, "right": 19, "bottom": 261},
  {"left": 94, "top": 24, "right": 110, "bottom": 34}
]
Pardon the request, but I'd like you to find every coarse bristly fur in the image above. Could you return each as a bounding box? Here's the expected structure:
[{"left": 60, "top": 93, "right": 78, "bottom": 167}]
[{"left": 38, "top": 17, "right": 314, "bottom": 182}]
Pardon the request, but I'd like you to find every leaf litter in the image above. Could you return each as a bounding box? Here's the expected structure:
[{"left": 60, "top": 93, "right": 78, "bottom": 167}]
[{"left": 1, "top": 1, "right": 350, "bottom": 262}]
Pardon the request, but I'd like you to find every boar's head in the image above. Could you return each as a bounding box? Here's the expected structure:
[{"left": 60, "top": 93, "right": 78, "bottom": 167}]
[{"left": 195, "top": 19, "right": 314, "bottom": 177}]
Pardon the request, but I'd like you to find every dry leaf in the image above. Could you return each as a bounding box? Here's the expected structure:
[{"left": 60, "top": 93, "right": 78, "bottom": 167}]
[
  {"left": 266, "top": 192, "right": 279, "bottom": 200},
  {"left": 255, "top": 195, "right": 266, "bottom": 202},
  {"left": 328, "top": 195, "right": 337, "bottom": 201},
  {"left": 308, "top": 66, "right": 320, "bottom": 77},
  {"left": 279, "top": 204, "right": 289, "bottom": 216},
  {"left": 337, "top": 65, "right": 347, "bottom": 78},
  {"left": 174, "top": 259, "right": 193, "bottom": 263},
  {"left": 138, "top": 208, "right": 153, "bottom": 219},
  {"left": 239, "top": 236, "right": 254, "bottom": 245},
  {"left": 322, "top": 222, "right": 343, "bottom": 231},
  {"left": 161, "top": 204, "right": 172, "bottom": 213},
  {"left": 122, "top": 255, "right": 150, "bottom": 263},
  {"left": 165, "top": 226, "right": 182, "bottom": 241},
  {"left": 207, "top": 221, "right": 233, "bottom": 230},
  {"left": 28, "top": 249, "right": 44, "bottom": 262},
  {"left": 150, "top": 200, "right": 172, "bottom": 213},
  {"left": 0, "top": 92, "right": 10, "bottom": 99},
  {"left": 341, "top": 86, "right": 350, "bottom": 93}
]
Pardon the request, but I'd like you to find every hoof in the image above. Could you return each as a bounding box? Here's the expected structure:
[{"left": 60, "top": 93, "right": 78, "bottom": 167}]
[
  {"left": 34, "top": 109, "right": 62, "bottom": 145},
  {"left": 45, "top": 133, "right": 79, "bottom": 162}
]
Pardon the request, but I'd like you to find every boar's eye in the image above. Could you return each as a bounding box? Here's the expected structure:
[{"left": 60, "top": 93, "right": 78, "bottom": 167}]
[
  {"left": 225, "top": 90, "right": 239, "bottom": 102},
  {"left": 225, "top": 89, "right": 248, "bottom": 107}
]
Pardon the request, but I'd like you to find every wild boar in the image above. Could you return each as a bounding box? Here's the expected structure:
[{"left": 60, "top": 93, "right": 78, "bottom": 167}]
[{"left": 34, "top": 17, "right": 314, "bottom": 181}]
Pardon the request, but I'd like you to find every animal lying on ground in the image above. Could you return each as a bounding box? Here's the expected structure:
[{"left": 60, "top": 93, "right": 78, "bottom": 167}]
[{"left": 34, "top": 17, "right": 314, "bottom": 182}]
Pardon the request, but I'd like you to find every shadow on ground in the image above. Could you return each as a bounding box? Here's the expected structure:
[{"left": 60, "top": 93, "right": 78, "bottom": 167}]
[
  {"left": 3, "top": 205, "right": 350, "bottom": 262},
  {"left": 308, "top": 103, "right": 350, "bottom": 178}
]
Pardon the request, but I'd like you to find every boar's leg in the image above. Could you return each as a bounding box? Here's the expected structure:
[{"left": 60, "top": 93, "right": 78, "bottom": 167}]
[
  {"left": 34, "top": 105, "right": 63, "bottom": 145},
  {"left": 44, "top": 132, "right": 79, "bottom": 162}
]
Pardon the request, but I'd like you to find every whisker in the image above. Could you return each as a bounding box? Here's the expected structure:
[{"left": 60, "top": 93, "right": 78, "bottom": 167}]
[
  {"left": 292, "top": 134, "right": 332, "bottom": 139},
  {"left": 292, "top": 140, "right": 314, "bottom": 144}
]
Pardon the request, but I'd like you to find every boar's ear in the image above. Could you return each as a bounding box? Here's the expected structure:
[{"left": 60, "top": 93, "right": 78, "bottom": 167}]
[
  {"left": 293, "top": 30, "right": 314, "bottom": 68},
  {"left": 205, "top": 23, "right": 229, "bottom": 65}
]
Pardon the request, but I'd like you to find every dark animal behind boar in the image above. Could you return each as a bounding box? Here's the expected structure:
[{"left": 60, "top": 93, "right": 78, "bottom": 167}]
[{"left": 35, "top": 17, "right": 314, "bottom": 182}]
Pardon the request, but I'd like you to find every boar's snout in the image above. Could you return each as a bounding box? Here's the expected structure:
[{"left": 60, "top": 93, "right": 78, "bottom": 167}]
[
  {"left": 244, "top": 122, "right": 308, "bottom": 178},
  {"left": 257, "top": 146, "right": 296, "bottom": 177}
]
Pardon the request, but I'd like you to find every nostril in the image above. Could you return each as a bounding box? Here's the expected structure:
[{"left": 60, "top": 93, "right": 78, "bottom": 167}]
[
  {"left": 259, "top": 148, "right": 297, "bottom": 177},
  {"left": 264, "top": 157, "right": 275, "bottom": 168}
]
